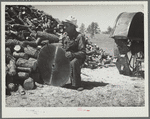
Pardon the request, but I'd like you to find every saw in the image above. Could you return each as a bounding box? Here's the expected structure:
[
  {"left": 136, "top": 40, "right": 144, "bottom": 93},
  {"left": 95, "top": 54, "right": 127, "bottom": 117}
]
[{"left": 38, "top": 44, "right": 71, "bottom": 86}]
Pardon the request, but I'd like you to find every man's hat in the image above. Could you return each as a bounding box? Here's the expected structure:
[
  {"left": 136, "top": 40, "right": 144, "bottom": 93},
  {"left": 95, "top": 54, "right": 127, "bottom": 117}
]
[{"left": 63, "top": 15, "right": 78, "bottom": 28}]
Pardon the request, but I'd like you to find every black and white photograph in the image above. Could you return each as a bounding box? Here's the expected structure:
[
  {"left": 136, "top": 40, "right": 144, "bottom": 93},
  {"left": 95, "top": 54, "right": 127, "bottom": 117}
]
[{"left": 2, "top": 1, "right": 148, "bottom": 118}]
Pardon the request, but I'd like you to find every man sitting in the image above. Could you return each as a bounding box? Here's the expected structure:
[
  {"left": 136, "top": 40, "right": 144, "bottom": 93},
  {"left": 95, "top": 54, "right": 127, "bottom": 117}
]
[{"left": 62, "top": 15, "right": 86, "bottom": 91}]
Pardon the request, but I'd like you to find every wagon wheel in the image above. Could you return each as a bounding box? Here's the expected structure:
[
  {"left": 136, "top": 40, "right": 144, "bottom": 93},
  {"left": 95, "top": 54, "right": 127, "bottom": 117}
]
[{"left": 126, "top": 51, "right": 144, "bottom": 76}]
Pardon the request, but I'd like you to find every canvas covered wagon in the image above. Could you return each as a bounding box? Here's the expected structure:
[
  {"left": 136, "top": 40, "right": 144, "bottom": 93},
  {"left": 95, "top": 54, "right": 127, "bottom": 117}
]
[{"left": 111, "top": 12, "right": 144, "bottom": 76}]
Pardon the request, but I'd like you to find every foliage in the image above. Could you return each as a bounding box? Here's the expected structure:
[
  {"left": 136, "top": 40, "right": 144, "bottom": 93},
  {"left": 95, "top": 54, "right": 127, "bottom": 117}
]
[
  {"left": 86, "top": 22, "right": 100, "bottom": 38},
  {"left": 79, "top": 23, "right": 86, "bottom": 34},
  {"left": 103, "top": 26, "right": 113, "bottom": 34}
]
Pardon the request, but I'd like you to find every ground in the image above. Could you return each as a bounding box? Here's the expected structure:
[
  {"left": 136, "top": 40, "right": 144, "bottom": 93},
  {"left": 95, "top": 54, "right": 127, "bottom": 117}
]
[
  {"left": 6, "top": 66, "right": 145, "bottom": 107},
  {"left": 5, "top": 34, "right": 145, "bottom": 107}
]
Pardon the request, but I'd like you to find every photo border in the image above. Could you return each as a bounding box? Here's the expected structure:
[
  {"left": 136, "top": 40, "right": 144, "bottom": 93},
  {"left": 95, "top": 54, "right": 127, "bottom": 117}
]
[{"left": 1, "top": 1, "right": 149, "bottom": 118}]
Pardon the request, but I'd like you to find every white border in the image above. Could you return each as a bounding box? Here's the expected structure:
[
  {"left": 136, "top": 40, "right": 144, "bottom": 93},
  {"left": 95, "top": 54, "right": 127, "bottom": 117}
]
[{"left": 2, "top": 1, "right": 149, "bottom": 118}]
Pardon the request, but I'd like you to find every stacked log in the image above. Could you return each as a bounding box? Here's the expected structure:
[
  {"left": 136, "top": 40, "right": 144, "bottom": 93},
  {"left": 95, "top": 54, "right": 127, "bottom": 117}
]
[
  {"left": 83, "top": 37, "right": 113, "bottom": 69},
  {"left": 5, "top": 5, "right": 114, "bottom": 95},
  {"left": 5, "top": 5, "right": 61, "bottom": 95}
]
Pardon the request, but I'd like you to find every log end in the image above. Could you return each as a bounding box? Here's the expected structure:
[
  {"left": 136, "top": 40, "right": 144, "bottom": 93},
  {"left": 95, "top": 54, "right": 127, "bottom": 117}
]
[
  {"left": 23, "top": 77, "right": 35, "bottom": 90},
  {"left": 7, "top": 83, "right": 16, "bottom": 91}
]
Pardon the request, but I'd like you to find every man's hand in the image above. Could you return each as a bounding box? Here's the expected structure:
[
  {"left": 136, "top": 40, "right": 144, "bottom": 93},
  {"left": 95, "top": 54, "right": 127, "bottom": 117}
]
[{"left": 65, "top": 51, "right": 74, "bottom": 59}]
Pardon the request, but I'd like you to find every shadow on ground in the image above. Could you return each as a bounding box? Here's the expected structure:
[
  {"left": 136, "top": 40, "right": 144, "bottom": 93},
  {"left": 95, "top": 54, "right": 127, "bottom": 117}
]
[{"left": 62, "top": 81, "right": 109, "bottom": 90}]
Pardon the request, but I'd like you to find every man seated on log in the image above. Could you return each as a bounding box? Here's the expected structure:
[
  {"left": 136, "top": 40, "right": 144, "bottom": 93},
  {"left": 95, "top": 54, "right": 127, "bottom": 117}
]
[{"left": 62, "top": 15, "right": 86, "bottom": 91}]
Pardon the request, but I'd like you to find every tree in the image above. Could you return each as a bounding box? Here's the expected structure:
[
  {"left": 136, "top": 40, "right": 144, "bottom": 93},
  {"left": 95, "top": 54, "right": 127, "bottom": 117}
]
[
  {"left": 86, "top": 22, "right": 100, "bottom": 38},
  {"left": 79, "top": 23, "right": 85, "bottom": 34},
  {"left": 103, "top": 26, "right": 113, "bottom": 34},
  {"left": 107, "top": 26, "right": 113, "bottom": 34},
  {"left": 86, "top": 24, "right": 91, "bottom": 33}
]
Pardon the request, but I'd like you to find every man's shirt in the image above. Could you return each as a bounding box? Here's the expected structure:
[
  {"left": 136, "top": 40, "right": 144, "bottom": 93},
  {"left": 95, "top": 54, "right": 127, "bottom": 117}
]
[{"left": 62, "top": 32, "right": 86, "bottom": 60}]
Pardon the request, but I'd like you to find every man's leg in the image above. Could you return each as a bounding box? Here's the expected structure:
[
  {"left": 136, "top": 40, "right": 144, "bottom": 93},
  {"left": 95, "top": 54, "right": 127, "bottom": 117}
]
[{"left": 70, "top": 58, "right": 83, "bottom": 89}]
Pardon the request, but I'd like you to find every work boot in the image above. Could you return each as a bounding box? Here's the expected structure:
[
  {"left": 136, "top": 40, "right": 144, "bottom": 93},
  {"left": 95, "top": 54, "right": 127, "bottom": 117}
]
[
  {"left": 72, "top": 86, "right": 84, "bottom": 91},
  {"left": 76, "top": 87, "right": 84, "bottom": 91}
]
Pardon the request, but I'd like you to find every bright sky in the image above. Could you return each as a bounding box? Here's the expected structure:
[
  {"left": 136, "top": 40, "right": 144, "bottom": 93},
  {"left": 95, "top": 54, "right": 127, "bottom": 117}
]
[{"left": 33, "top": 2, "right": 144, "bottom": 32}]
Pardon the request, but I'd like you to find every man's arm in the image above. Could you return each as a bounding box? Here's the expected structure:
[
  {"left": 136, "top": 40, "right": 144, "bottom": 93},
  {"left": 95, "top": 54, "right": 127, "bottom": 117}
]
[{"left": 73, "top": 34, "right": 86, "bottom": 59}]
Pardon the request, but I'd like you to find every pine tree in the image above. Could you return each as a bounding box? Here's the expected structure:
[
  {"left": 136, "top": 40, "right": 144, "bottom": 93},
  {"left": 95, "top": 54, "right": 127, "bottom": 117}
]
[
  {"left": 86, "top": 22, "right": 100, "bottom": 38},
  {"left": 79, "top": 23, "right": 85, "bottom": 34}
]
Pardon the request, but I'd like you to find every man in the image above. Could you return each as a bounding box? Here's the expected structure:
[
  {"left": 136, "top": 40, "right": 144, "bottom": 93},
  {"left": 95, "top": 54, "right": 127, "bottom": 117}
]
[{"left": 62, "top": 15, "right": 86, "bottom": 91}]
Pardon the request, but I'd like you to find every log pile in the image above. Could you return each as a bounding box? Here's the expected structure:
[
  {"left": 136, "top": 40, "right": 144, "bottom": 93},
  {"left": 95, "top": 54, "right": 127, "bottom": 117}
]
[
  {"left": 83, "top": 37, "right": 114, "bottom": 69},
  {"left": 5, "top": 5, "right": 114, "bottom": 95},
  {"left": 5, "top": 5, "right": 62, "bottom": 95}
]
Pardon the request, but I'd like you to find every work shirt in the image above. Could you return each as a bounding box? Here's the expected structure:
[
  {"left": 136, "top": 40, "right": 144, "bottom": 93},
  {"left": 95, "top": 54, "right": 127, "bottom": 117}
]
[{"left": 62, "top": 32, "right": 86, "bottom": 61}]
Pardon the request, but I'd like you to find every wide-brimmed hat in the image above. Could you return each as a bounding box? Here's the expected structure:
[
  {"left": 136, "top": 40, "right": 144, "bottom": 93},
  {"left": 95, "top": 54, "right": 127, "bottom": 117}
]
[{"left": 63, "top": 15, "right": 78, "bottom": 28}]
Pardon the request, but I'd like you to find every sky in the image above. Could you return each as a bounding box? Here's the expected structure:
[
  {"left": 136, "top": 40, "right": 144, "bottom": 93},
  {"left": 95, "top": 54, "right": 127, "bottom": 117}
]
[{"left": 33, "top": 2, "right": 144, "bottom": 32}]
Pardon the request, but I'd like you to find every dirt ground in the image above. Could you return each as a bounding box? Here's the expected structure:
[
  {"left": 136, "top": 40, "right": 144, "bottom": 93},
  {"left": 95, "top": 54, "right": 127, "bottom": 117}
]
[{"left": 6, "top": 66, "right": 145, "bottom": 107}]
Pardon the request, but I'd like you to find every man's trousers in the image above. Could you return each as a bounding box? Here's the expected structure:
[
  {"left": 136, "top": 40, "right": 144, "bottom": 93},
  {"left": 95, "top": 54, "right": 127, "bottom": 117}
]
[{"left": 70, "top": 58, "right": 83, "bottom": 87}]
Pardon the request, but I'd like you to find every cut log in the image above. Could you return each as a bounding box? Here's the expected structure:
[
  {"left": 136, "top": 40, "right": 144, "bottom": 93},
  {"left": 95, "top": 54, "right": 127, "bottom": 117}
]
[
  {"left": 11, "top": 24, "right": 29, "bottom": 31},
  {"left": 23, "top": 77, "right": 35, "bottom": 90},
  {"left": 25, "top": 36, "right": 35, "bottom": 41},
  {"left": 40, "top": 40, "right": 49, "bottom": 46},
  {"left": 17, "top": 67, "right": 32, "bottom": 73},
  {"left": 7, "top": 83, "right": 16, "bottom": 91},
  {"left": 21, "top": 37, "right": 40, "bottom": 47},
  {"left": 35, "top": 37, "right": 41, "bottom": 45},
  {"left": 16, "top": 58, "right": 37, "bottom": 71},
  {"left": 103, "top": 59, "right": 112, "bottom": 64},
  {"left": 6, "top": 47, "right": 11, "bottom": 54},
  {"left": 18, "top": 84, "right": 25, "bottom": 95},
  {"left": 28, "top": 57, "right": 37, "bottom": 62},
  {"left": 28, "top": 58, "right": 38, "bottom": 71},
  {"left": 10, "top": 30, "right": 18, "bottom": 36},
  {"left": 22, "top": 41, "right": 37, "bottom": 47},
  {"left": 37, "top": 45, "right": 42, "bottom": 50},
  {"left": 24, "top": 45, "right": 39, "bottom": 58},
  {"left": 13, "top": 52, "right": 28, "bottom": 59},
  {"left": 18, "top": 72, "right": 29, "bottom": 79},
  {"left": 8, "top": 59, "right": 16, "bottom": 76},
  {"left": 86, "top": 50, "right": 96, "bottom": 55},
  {"left": 36, "top": 31, "right": 59, "bottom": 43},
  {"left": 14, "top": 45, "right": 24, "bottom": 52},
  {"left": 5, "top": 39, "right": 23, "bottom": 47}
]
